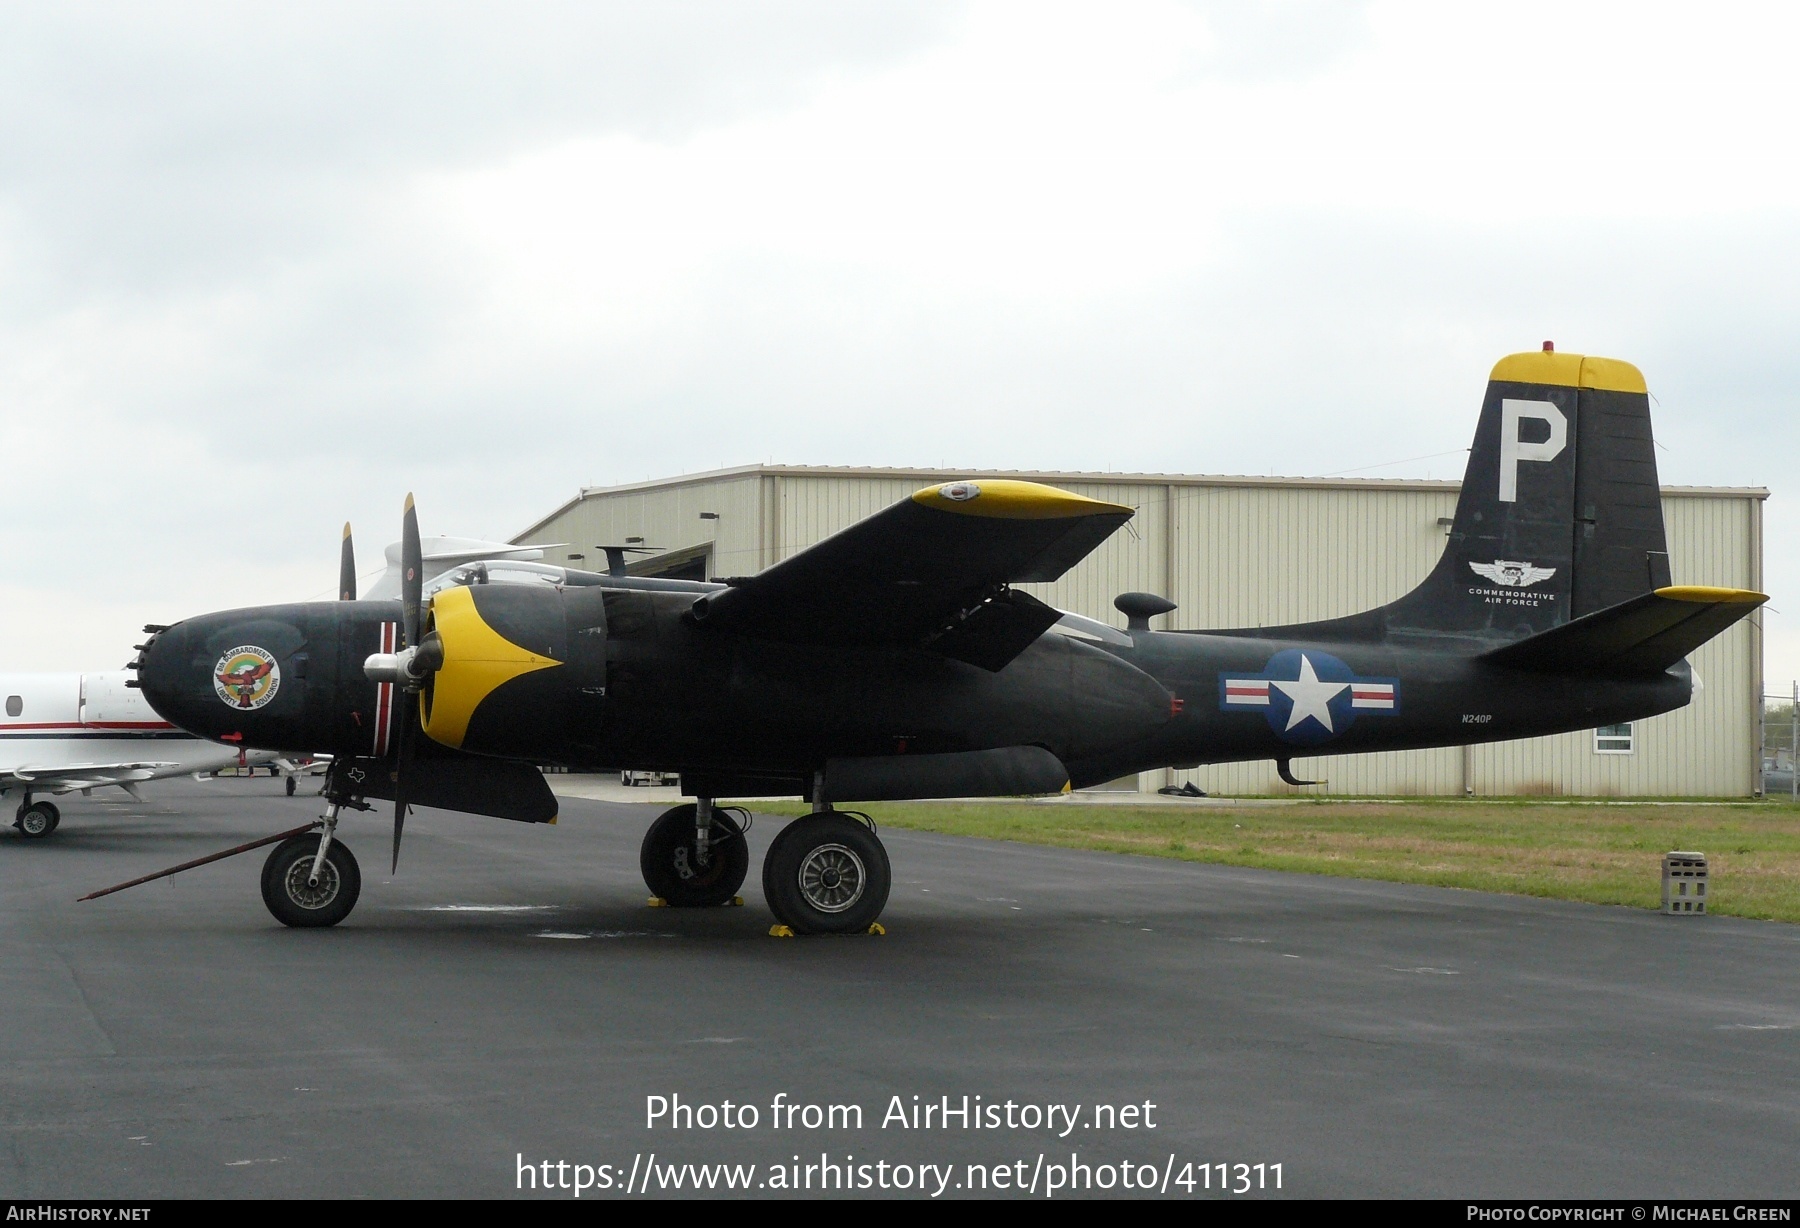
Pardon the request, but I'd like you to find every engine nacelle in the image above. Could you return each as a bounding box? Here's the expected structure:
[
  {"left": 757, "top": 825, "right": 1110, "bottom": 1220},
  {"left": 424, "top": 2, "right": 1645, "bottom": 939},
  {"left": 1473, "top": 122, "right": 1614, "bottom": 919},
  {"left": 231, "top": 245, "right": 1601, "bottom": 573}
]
[{"left": 416, "top": 583, "right": 603, "bottom": 759}]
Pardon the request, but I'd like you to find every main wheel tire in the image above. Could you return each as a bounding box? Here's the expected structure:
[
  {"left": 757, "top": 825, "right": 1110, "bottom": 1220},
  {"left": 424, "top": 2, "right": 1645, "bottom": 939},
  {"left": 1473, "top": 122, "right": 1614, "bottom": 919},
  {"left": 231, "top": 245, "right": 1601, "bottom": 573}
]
[
  {"left": 16, "top": 801, "right": 60, "bottom": 838},
  {"left": 260, "top": 835, "right": 361, "bottom": 928},
  {"left": 762, "top": 813, "right": 891, "bottom": 935},
  {"left": 639, "top": 804, "right": 749, "bottom": 907},
  {"left": 285, "top": 776, "right": 297, "bottom": 796}
]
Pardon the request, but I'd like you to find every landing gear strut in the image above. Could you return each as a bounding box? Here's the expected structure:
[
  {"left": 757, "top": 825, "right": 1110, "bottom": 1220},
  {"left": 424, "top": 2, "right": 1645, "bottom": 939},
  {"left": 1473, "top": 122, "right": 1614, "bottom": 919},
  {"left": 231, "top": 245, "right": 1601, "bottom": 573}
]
[
  {"left": 762, "top": 811, "right": 891, "bottom": 934},
  {"left": 260, "top": 795, "right": 364, "bottom": 928},
  {"left": 640, "top": 801, "right": 749, "bottom": 906},
  {"left": 15, "top": 797, "right": 59, "bottom": 838}
]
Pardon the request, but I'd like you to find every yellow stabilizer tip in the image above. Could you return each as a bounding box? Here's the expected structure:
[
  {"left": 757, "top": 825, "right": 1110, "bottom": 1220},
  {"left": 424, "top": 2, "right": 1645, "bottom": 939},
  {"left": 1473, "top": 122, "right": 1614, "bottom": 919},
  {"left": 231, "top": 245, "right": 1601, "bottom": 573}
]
[
  {"left": 547, "top": 815, "right": 558, "bottom": 826},
  {"left": 1654, "top": 586, "right": 1767, "bottom": 604},
  {"left": 769, "top": 925, "right": 796, "bottom": 938},
  {"left": 867, "top": 922, "right": 886, "bottom": 936},
  {"left": 647, "top": 897, "right": 668, "bottom": 908},
  {"left": 731, "top": 896, "right": 744, "bottom": 907}
]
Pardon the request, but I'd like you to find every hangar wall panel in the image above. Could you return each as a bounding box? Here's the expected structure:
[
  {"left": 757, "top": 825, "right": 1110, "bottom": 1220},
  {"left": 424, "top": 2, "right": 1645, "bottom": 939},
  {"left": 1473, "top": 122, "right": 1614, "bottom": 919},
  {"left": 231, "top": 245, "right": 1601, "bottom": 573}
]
[
  {"left": 519, "top": 468, "right": 1763, "bottom": 797},
  {"left": 517, "top": 475, "right": 763, "bottom": 579}
]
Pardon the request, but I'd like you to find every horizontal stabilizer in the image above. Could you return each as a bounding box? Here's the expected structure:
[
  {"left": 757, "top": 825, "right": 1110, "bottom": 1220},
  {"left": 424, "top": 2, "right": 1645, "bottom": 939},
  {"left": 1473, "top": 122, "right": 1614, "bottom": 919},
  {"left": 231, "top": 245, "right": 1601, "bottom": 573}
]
[{"left": 1482, "top": 586, "right": 1765, "bottom": 675}]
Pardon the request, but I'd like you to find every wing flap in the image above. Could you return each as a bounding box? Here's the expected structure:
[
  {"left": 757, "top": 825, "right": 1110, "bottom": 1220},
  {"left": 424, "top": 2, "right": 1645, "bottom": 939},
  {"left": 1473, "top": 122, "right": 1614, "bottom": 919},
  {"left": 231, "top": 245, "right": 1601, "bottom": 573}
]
[{"left": 1482, "top": 586, "right": 1766, "bottom": 675}]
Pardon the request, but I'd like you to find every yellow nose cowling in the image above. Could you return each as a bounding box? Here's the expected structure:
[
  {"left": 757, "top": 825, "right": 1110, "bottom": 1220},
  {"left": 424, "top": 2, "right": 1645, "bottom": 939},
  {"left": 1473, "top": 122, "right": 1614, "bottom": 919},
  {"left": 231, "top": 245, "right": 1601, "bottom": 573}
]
[{"left": 418, "top": 585, "right": 562, "bottom": 749}]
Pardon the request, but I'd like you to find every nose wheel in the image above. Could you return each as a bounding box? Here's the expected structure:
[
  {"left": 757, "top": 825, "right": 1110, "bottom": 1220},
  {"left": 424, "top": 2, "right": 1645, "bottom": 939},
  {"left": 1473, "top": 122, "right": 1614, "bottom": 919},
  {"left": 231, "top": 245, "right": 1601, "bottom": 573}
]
[
  {"left": 762, "top": 812, "right": 891, "bottom": 934},
  {"left": 640, "top": 803, "right": 749, "bottom": 907},
  {"left": 261, "top": 833, "right": 361, "bottom": 927}
]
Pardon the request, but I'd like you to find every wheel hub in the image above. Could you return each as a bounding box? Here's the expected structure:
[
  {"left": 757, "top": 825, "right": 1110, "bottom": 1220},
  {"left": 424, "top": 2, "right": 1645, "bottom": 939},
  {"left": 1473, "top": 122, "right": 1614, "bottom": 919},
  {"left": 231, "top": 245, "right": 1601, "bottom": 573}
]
[
  {"left": 797, "top": 843, "right": 865, "bottom": 913},
  {"left": 19, "top": 811, "right": 47, "bottom": 835},
  {"left": 283, "top": 857, "right": 341, "bottom": 909}
]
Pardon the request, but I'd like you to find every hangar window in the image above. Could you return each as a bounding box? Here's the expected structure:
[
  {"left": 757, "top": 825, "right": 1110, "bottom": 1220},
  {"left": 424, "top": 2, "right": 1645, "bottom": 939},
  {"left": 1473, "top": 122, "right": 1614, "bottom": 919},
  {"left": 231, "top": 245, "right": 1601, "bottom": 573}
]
[
  {"left": 1594, "top": 723, "right": 1634, "bottom": 755},
  {"left": 4, "top": 695, "right": 19, "bottom": 717}
]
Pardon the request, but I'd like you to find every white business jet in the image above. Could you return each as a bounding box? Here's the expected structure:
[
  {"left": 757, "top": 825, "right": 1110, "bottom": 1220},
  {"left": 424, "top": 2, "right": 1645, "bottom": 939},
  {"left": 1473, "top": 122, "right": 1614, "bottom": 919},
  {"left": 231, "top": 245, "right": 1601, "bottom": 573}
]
[
  {"left": 0, "top": 531, "right": 569, "bottom": 839},
  {"left": 0, "top": 671, "right": 280, "bottom": 837}
]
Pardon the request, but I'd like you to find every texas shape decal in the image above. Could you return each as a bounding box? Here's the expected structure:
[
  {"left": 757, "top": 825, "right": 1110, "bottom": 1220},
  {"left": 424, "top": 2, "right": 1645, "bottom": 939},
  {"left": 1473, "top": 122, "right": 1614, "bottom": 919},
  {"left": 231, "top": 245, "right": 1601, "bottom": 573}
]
[{"left": 1219, "top": 649, "right": 1398, "bottom": 746}]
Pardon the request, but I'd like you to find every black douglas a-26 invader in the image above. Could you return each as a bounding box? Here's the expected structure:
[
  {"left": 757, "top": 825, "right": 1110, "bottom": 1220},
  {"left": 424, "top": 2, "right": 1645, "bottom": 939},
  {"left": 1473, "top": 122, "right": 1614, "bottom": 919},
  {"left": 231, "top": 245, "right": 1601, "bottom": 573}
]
[{"left": 126, "top": 349, "right": 1762, "bottom": 934}]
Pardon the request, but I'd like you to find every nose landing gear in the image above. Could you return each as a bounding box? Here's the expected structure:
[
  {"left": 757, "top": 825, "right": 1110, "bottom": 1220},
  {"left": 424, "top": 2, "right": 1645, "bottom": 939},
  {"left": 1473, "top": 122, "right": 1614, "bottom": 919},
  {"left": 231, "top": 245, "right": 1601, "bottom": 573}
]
[{"left": 261, "top": 832, "right": 362, "bottom": 928}]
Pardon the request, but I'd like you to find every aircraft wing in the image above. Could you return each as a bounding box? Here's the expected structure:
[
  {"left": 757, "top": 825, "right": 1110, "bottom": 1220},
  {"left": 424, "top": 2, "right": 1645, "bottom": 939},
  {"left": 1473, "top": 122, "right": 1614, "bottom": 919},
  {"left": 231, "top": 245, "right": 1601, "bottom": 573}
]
[
  {"left": 1, "top": 763, "right": 178, "bottom": 793},
  {"left": 689, "top": 480, "right": 1135, "bottom": 670},
  {"left": 1482, "top": 586, "right": 1767, "bottom": 675}
]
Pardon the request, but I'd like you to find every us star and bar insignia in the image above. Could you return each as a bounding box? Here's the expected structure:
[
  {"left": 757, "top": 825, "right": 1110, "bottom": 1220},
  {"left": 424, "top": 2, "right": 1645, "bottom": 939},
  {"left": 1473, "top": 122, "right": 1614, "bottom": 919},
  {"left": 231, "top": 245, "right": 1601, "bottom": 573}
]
[{"left": 1219, "top": 649, "right": 1399, "bottom": 746}]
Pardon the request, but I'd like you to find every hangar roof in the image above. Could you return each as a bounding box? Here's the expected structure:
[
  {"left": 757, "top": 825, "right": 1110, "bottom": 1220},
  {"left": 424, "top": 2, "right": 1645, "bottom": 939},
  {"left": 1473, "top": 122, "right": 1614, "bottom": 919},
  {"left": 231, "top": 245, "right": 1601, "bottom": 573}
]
[{"left": 515, "top": 463, "right": 1766, "bottom": 542}]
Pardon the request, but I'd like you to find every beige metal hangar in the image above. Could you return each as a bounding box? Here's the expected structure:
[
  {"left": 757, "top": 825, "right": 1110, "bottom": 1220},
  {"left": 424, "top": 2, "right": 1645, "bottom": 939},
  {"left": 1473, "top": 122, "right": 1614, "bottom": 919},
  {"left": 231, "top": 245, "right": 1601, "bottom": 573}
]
[{"left": 514, "top": 468, "right": 1767, "bottom": 798}]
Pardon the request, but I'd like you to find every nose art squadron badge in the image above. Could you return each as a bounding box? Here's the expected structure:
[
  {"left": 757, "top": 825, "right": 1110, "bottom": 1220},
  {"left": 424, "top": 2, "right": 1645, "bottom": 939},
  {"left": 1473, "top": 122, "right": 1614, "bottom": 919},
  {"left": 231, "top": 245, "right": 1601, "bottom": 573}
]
[{"left": 213, "top": 645, "right": 281, "bottom": 710}]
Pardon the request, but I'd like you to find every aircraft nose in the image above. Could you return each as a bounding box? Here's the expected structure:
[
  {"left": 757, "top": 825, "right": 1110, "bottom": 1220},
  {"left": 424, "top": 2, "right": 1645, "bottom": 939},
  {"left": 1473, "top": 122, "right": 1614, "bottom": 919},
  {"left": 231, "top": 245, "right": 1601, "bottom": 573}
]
[
  {"left": 137, "top": 618, "right": 225, "bottom": 737},
  {"left": 135, "top": 605, "right": 313, "bottom": 748}
]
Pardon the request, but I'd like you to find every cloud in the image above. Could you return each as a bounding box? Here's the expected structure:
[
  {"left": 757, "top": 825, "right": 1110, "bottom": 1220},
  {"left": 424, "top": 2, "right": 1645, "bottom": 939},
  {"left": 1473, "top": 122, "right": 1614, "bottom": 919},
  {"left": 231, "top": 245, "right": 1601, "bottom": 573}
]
[{"left": 0, "top": 0, "right": 1796, "bottom": 685}]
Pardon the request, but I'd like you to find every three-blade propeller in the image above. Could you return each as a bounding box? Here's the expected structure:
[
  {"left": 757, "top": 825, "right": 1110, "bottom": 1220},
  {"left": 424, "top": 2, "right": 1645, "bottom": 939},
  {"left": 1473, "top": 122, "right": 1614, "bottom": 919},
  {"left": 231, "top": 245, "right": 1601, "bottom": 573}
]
[{"left": 362, "top": 495, "right": 446, "bottom": 874}]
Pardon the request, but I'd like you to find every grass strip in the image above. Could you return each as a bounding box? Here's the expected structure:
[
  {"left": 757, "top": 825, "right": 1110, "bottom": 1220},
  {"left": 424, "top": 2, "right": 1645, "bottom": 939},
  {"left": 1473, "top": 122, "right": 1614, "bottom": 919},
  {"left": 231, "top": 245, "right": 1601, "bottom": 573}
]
[{"left": 752, "top": 799, "right": 1800, "bottom": 922}]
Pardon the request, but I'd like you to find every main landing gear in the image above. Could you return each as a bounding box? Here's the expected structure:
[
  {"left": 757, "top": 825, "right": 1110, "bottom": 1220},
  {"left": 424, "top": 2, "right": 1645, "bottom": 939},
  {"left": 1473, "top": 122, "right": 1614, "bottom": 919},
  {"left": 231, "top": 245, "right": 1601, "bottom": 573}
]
[
  {"left": 261, "top": 799, "right": 363, "bottom": 928},
  {"left": 640, "top": 799, "right": 892, "bottom": 934},
  {"left": 763, "top": 811, "right": 890, "bottom": 934},
  {"left": 640, "top": 800, "right": 750, "bottom": 907},
  {"left": 14, "top": 797, "right": 60, "bottom": 838}
]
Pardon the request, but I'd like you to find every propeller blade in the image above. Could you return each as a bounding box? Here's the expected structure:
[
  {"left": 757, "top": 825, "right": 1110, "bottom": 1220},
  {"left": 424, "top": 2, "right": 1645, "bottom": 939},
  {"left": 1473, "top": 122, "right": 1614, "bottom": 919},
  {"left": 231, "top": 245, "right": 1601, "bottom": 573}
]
[
  {"left": 401, "top": 493, "right": 422, "bottom": 648},
  {"left": 391, "top": 704, "right": 414, "bottom": 875},
  {"left": 339, "top": 522, "right": 357, "bottom": 601}
]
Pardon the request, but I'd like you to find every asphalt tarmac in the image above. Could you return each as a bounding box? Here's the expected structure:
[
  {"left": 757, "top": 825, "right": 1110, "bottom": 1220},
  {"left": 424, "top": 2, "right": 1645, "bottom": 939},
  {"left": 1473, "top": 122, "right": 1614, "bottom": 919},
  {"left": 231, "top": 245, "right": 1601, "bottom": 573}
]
[{"left": 4, "top": 778, "right": 1798, "bottom": 1200}]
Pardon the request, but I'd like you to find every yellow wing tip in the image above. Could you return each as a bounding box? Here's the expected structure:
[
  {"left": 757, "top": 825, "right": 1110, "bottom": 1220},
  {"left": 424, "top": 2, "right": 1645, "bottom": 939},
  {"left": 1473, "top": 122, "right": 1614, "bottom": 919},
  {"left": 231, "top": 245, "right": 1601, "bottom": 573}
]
[
  {"left": 342, "top": 522, "right": 353, "bottom": 540},
  {"left": 912, "top": 479, "right": 1132, "bottom": 520},
  {"left": 1490, "top": 351, "right": 1647, "bottom": 395},
  {"left": 1655, "top": 586, "right": 1767, "bottom": 605},
  {"left": 404, "top": 492, "right": 416, "bottom": 512}
]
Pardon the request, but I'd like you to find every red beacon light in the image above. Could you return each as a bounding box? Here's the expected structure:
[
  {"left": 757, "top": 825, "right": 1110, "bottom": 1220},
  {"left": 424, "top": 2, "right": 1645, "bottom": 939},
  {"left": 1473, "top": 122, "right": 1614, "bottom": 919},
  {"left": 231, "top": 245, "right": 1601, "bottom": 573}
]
[{"left": 1542, "top": 340, "right": 1555, "bottom": 352}]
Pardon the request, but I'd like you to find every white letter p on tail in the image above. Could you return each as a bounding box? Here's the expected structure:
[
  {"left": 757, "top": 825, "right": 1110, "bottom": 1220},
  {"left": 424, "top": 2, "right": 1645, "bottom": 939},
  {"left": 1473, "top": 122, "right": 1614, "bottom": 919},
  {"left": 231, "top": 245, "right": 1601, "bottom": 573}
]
[{"left": 1498, "top": 399, "right": 1567, "bottom": 503}]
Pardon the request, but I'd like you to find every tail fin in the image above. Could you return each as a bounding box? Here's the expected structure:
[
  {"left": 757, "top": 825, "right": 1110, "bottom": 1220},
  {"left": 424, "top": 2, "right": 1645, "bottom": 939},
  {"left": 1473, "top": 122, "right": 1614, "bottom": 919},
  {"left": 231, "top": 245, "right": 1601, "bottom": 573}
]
[{"left": 1388, "top": 350, "right": 1670, "bottom": 638}]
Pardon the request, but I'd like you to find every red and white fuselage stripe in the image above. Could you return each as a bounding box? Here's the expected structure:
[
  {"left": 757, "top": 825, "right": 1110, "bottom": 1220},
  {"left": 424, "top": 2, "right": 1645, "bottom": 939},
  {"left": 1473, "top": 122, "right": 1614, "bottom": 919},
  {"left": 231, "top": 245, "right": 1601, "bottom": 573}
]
[
  {"left": 1350, "top": 684, "right": 1395, "bottom": 710},
  {"left": 1223, "top": 680, "right": 1271, "bottom": 707},
  {"left": 373, "top": 622, "right": 396, "bottom": 757}
]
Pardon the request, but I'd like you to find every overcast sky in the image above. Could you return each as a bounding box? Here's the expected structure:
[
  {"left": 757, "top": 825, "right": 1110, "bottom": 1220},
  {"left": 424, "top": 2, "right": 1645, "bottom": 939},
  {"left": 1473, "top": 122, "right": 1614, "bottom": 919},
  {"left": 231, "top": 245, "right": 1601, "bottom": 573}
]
[{"left": 2, "top": 1, "right": 1797, "bottom": 683}]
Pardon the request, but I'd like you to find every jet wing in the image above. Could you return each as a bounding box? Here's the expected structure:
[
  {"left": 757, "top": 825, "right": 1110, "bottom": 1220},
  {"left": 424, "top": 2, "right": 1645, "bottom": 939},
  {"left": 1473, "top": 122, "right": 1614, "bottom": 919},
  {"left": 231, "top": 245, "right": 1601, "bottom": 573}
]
[
  {"left": 689, "top": 480, "right": 1135, "bottom": 671},
  {"left": 1482, "top": 586, "right": 1767, "bottom": 675},
  {"left": 2, "top": 763, "right": 176, "bottom": 793}
]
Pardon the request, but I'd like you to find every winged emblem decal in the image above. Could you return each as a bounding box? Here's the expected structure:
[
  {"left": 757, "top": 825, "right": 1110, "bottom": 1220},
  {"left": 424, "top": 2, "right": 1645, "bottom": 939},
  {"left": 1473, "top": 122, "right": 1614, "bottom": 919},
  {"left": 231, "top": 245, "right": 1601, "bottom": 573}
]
[{"left": 1469, "top": 560, "right": 1556, "bottom": 589}]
